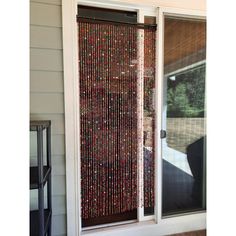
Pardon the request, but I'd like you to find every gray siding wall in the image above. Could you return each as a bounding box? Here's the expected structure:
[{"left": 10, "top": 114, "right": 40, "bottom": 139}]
[{"left": 30, "top": 1, "right": 66, "bottom": 235}]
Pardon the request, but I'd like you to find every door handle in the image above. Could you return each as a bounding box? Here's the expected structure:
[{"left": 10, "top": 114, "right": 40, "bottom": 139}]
[{"left": 160, "top": 130, "right": 166, "bottom": 139}]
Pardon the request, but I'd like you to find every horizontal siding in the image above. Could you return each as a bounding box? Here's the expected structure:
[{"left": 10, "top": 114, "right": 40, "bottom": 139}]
[
  {"left": 30, "top": 48, "right": 63, "bottom": 71},
  {"left": 52, "top": 135, "right": 65, "bottom": 155},
  {"left": 52, "top": 175, "right": 66, "bottom": 195},
  {"left": 30, "top": 25, "right": 62, "bottom": 49},
  {"left": 52, "top": 195, "right": 67, "bottom": 215},
  {"left": 30, "top": 0, "right": 61, "bottom": 6},
  {"left": 30, "top": 0, "right": 66, "bottom": 235},
  {"left": 30, "top": 93, "right": 64, "bottom": 114},
  {"left": 30, "top": 2, "right": 62, "bottom": 27},
  {"left": 30, "top": 71, "right": 64, "bottom": 93},
  {"left": 52, "top": 215, "right": 67, "bottom": 235},
  {"left": 51, "top": 155, "right": 66, "bottom": 176}
]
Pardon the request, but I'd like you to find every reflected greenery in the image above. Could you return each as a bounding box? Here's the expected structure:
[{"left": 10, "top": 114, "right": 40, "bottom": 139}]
[{"left": 167, "top": 64, "right": 206, "bottom": 118}]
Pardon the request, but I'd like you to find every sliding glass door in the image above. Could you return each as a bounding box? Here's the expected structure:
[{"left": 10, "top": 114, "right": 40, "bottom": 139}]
[
  {"left": 78, "top": 5, "right": 206, "bottom": 228},
  {"left": 78, "top": 6, "right": 156, "bottom": 227},
  {"left": 162, "top": 16, "right": 206, "bottom": 216}
]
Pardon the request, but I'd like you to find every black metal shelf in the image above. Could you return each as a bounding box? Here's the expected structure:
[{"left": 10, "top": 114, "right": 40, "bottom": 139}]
[
  {"left": 30, "top": 120, "right": 51, "bottom": 131},
  {"left": 30, "top": 209, "right": 52, "bottom": 236},
  {"left": 30, "top": 166, "right": 51, "bottom": 189},
  {"left": 30, "top": 120, "right": 52, "bottom": 236}
]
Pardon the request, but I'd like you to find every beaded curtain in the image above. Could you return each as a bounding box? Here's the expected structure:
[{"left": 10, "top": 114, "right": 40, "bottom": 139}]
[
  {"left": 143, "top": 28, "right": 156, "bottom": 211},
  {"left": 78, "top": 20, "right": 155, "bottom": 220}
]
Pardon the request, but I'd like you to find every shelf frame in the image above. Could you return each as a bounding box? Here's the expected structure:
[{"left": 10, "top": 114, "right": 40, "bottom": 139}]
[
  {"left": 30, "top": 120, "right": 52, "bottom": 236},
  {"left": 30, "top": 120, "right": 51, "bottom": 131},
  {"left": 30, "top": 166, "right": 51, "bottom": 189},
  {"left": 30, "top": 209, "right": 52, "bottom": 236}
]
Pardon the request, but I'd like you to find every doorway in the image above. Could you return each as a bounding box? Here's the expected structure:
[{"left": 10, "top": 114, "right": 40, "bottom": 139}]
[{"left": 77, "top": 6, "right": 156, "bottom": 227}]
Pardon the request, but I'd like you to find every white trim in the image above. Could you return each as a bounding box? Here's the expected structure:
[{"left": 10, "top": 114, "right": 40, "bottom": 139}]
[
  {"left": 161, "top": 7, "right": 206, "bottom": 18},
  {"left": 82, "top": 213, "right": 206, "bottom": 236},
  {"left": 77, "top": 0, "right": 156, "bottom": 14},
  {"left": 62, "top": 0, "right": 81, "bottom": 235},
  {"left": 156, "top": 6, "right": 164, "bottom": 224},
  {"left": 137, "top": 9, "right": 145, "bottom": 222}
]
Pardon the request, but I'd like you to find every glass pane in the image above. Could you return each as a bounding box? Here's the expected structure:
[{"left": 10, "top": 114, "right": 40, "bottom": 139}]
[
  {"left": 144, "top": 16, "right": 156, "bottom": 216},
  {"left": 162, "top": 17, "right": 206, "bottom": 216}
]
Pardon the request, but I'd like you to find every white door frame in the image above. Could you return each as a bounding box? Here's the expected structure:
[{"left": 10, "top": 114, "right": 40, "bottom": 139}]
[
  {"left": 62, "top": 0, "right": 81, "bottom": 235},
  {"left": 62, "top": 1, "right": 206, "bottom": 235}
]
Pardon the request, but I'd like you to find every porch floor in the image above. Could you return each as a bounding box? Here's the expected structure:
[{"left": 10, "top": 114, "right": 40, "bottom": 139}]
[{"left": 170, "top": 230, "right": 206, "bottom": 236}]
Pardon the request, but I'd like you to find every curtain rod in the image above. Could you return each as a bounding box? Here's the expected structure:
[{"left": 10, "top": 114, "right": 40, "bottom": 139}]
[{"left": 77, "top": 16, "right": 157, "bottom": 30}]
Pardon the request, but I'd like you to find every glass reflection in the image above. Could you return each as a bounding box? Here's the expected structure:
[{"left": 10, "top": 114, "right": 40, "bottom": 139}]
[
  {"left": 143, "top": 16, "right": 156, "bottom": 216},
  {"left": 162, "top": 17, "right": 206, "bottom": 216}
]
